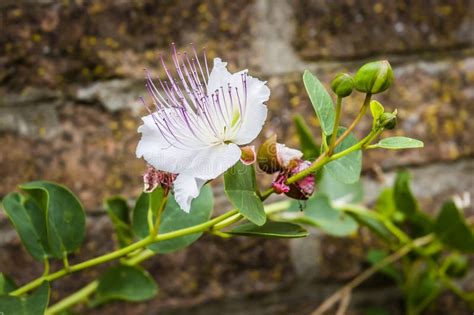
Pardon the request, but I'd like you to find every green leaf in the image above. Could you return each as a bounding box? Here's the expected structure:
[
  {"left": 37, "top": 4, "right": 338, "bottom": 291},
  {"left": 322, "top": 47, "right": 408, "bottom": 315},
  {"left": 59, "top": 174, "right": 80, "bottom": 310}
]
[
  {"left": 105, "top": 196, "right": 134, "bottom": 248},
  {"left": 0, "top": 282, "right": 50, "bottom": 315},
  {"left": 405, "top": 261, "right": 442, "bottom": 314},
  {"left": 132, "top": 188, "right": 164, "bottom": 239},
  {"left": 94, "top": 266, "right": 158, "bottom": 305},
  {"left": 299, "top": 194, "right": 358, "bottom": 236},
  {"left": 303, "top": 70, "right": 335, "bottom": 135},
  {"left": 393, "top": 171, "right": 432, "bottom": 234},
  {"left": 293, "top": 114, "right": 320, "bottom": 159},
  {"left": 19, "top": 181, "right": 85, "bottom": 259},
  {"left": 324, "top": 127, "right": 362, "bottom": 184},
  {"left": 366, "top": 249, "right": 401, "bottom": 283},
  {"left": 317, "top": 169, "right": 363, "bottom": 203},
  {"left": 224, "top": 162, "right": 266, "bottom": 226},
  {"left": 376, "top": 137, "right": 424, "bottom": 150},
  {"left": 0, "top": 273, "right": 16, "bottom": 295},
  {"left": 1, "top": 193, "right": 50, "bottom": 261},
  {"left": 229, "top": 221, "right": 308, "bottom": 238},
  {"left": 370, "top": 100, "right": 384, "bottom": 124},
  {"left": 349, "top": 212, "right": 393, "bottom": 242},
  {"left": 434, "top": 200, "right": 474, "bottom": 252},
  {"left": 393, "top": 171, "right": 418, "bottom": 216},
  {"left": 133, "top": 185, "right": 214, "bottom": 253}
]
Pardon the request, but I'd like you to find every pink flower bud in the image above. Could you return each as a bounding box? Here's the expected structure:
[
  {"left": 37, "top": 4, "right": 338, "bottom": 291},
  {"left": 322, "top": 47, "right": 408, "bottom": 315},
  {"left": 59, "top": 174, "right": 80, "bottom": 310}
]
[{"left": 240, "top": 145, "right": 256, "bottom": 165}]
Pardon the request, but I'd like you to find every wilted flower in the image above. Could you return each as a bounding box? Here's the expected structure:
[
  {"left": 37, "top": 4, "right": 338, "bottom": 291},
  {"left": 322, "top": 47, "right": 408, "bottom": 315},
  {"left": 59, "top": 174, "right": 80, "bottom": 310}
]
[
  {"left": 136, "top": 45, "right": 270, "bottom": 212},
  {"left": 259, "top": 140, "right": 315, "bottom": 200},
  {"left": 143, "top": 164, "right": 176, "bottom": 194}
]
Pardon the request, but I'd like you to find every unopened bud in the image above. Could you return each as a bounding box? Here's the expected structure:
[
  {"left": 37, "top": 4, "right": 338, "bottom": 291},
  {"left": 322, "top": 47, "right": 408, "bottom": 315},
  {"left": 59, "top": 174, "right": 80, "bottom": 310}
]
[
  {"left": 378, "top": 111, "right": 397, "bottom": 130},
  {"left": 331, "top": 73, "right": 354, "bottom": 97},
  {"left": 257, "top": 135, "right": 303, "bottom": 174},
  {"left": 240, "top": 145, "right": 256, "bottom": 165},
  {"left": 354, "top": 60, "right": 394, "bottom": 94},
  {"left": 257, "top": 135, "right": 280, "bottom": 174}
]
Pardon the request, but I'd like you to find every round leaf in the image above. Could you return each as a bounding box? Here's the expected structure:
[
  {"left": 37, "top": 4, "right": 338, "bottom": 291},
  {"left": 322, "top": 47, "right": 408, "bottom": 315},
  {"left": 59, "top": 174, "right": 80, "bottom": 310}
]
[
  {"left": 1, "top": 193, "right": 50, "bottom": 261},
  {"left": 324, "top": 127, "right": 362, "bottom": 184},
  {"left": 133, "top": 185, "right": 214, "bottom": 253},
  {"left": 299, "top": 194, "right": 358, "bottom": 236},
  {"left": 224, "top": 162, "right": 266, "bottom": 226},
  {"left": 0, "top": 282, "right": 50, "bottom": 315},
  {"left": 19, "top": 181, "right": 85, "bottom": 258},
  {"left": 95, "top": 266, "right": 158, "bottom": 305}
]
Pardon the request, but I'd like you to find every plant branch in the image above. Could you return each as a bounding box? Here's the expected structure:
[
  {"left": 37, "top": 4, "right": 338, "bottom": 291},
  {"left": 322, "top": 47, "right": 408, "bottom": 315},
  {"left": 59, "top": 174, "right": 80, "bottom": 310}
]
[
  {"left": 10, "top": 209, "right": 239, "bottom": 297},
  {"left": 311, "top": 234, "right": 434, "bottom": 315},
  {"left": 328, "top": 96, "right": 342, "bottom": 156},
  {"left": 333, "top": 93, "right": 371, "bottom": 148}
]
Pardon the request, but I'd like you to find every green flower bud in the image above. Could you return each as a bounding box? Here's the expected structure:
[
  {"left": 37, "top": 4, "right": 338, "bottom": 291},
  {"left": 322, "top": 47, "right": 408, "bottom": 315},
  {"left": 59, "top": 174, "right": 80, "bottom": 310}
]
[
  {"left": 354, "top": 60, "right": 394, "bottom": 94},
  {"left": 378, "top": 111, "right": 397, "bottom": 130},
  {"left": 331, "top": 73, "right": 354, "bottom": 97}
]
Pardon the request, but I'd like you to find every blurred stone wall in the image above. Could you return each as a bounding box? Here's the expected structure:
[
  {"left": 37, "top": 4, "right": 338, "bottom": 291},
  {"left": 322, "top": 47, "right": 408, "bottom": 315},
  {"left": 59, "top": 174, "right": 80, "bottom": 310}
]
[{"left": 0, "top": 1, "right": 473, "bottom": 314}]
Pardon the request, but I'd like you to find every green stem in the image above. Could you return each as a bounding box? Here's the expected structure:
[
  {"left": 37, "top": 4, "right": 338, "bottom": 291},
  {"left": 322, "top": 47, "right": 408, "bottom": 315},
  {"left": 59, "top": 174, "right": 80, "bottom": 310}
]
[
  {"left": 313, "top": 234, "right": 434, "bottom": 315},
  {"left": 333, "top": 93, "right": 371, "bottom": 148},
  {"left": 46, "top": 200, "right": 294, "bottom": 314},
  {"left": 10, "top": 209, "right": 239, "bottom": 297},
  {"left": 151, "top": 195, "right": 168, "bottom": 236},
  {"left": 340, "top": 203, "right": 411, "bottom": 244},
  {"left": 42, "top": 259, "right": 50, "bottom": 277},
  {"left": 45, "top": 281, "right": 98, "bottom": 315},
  {"left": 328, "top": 96, "right": 342, "bottom": 156}
]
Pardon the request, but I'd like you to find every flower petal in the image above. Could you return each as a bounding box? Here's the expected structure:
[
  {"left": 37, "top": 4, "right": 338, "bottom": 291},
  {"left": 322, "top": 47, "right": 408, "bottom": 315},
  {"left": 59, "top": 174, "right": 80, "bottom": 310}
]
[
  {"left": 183, "top": 143, "right": 241, "bottom": 179},
  {"left": 231, "top": 75, "right": 270, "bottom": 145},
  {"left": 173, "top": 174, "right": 206, "bottom": 212},
  {"left": 207, "top": 58, "right": 237, "bottom": 96},
  {"left": 136, "top": 114, "right": 197, "bottom": 174},
  {"left": 137, "top": 115, "right": 241, "bottom": 179}
]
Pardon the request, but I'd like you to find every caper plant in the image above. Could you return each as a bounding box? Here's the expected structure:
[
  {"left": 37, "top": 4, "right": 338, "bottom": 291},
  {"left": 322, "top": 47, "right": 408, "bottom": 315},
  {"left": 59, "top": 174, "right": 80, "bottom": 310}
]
[{"left": 1, "top": 47, "right": 473, "bottom": 315}]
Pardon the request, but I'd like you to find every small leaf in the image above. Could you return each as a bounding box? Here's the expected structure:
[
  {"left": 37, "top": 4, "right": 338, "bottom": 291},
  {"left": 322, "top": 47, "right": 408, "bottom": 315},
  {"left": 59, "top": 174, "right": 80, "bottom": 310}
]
[
  {"left": 105, "top": 196, "right": 134, "bottom": 248},
  {"left": 434, "top": 200, "right": 474, "bottom": 252},
  {"left": 376, "top": 137, "right": 424, "bottom": 150},
  {"left": 94, "top": 266, "right": 158, "bottom": 305},
  {"left": 370, "top": 100, "right": 384, "bottom": 124},
  {"left": 299, "top": 194, "right": 358, "bottom": 236},
  {"left": 133, "top": 185, "right": 214, "bottom": 253},
  {"left": 324, "top": 127, "right": 362, "bottom": 184},
  {"left": 224, "top": 162, "right": 266, "bottom": 226},
  {"left": 1, "top": 193, "right": 50, "bottom": 260},
  {"left": 229, "top": 221, "right": 308, "bottom": 238},
  {"left": 317, "top": 169, "right": 363, "bottom": 203},
  {"left": 293, "top": 114, "right": 320, "bottom": 159},
  {"left": 303, "top": 70, "right": 335, "bottom": 135},
  {"left": 0, "top": 282, "right": 50, "bottom": 315},
  {"left": 0, "top": 273, "right": 16, "bottom": 295},
  {"left": 20, "top": 181, "right": 85, "bottom": 259}
]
